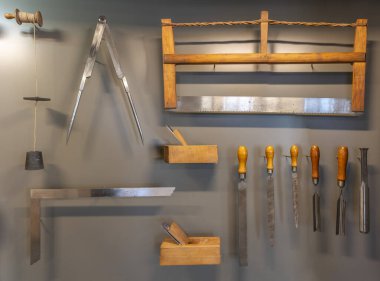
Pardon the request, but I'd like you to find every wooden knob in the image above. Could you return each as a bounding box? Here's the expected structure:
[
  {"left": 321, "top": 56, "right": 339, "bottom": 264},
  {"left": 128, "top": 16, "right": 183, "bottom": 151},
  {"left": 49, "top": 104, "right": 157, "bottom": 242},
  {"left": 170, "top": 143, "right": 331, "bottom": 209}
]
[
  {"left": 237, "top": 146, "right": 248, "bottom": 175},
  {"left": 290, "top": 145, "right": 299, "bottom": 171},
  {"left": 4, "top": 13, "right": 15, "bottom": 19},
  {"left": 265, "top": 145, "right": 274, "bottom": 173},
  {"left": 310, "top": 145, "right": 320, "bottom": 184},
  {"left": 337, "top": 146, "right": 348, "bottom": 187}
]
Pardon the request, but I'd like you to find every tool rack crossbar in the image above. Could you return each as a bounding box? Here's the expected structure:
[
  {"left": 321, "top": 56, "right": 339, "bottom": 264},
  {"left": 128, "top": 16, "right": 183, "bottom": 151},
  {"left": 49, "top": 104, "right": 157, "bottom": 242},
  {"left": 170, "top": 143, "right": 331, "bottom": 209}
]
[{"left": 161, "top": 11, "right": 367, "bottom": 115}]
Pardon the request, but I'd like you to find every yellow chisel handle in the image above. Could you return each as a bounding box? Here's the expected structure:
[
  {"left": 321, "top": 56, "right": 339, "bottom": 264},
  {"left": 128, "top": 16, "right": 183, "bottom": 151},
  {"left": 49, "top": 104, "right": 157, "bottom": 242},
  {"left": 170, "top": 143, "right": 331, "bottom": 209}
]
[
  {"left": 265, "top": 145, "right": 274, "bottom": 174},
  {"left": 290, "top": 145, "right": 299, "bottom": 172},
  {"left": 337, "top": 146, "right": 348, "bottom": 188},
  {"left": 238, "top": 146, "right": 248, "bottom": 176},
  {"left": 310, "top": 145, "right": 320, "bottom": 185}
]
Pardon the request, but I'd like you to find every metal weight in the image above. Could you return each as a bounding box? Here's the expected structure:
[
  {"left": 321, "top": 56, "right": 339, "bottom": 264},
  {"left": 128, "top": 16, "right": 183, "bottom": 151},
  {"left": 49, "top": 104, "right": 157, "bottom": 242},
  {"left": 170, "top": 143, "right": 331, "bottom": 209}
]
[{"left": 25, "top": 151, "right": 44, "bottom": 170}]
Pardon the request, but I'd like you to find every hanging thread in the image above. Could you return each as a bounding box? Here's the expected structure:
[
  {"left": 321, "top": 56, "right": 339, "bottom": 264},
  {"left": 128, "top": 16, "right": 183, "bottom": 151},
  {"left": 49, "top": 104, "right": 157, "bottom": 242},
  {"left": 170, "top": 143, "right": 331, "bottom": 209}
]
[{"left": 33, "top": 21, "right": 38, "bottom": 151}]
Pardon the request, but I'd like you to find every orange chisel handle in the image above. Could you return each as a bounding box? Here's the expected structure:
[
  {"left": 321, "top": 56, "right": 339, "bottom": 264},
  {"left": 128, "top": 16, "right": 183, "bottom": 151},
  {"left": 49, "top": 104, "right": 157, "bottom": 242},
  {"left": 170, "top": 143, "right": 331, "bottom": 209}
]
[
  {"left": 310, "top": 145, "right": 320, "bottom": 185},
  {"left": 337, "top": 146, "right": 348, "bottom": 188},
  {"left": 238, "top": 146, "right": 248, "bottom": 176},
  {"left": 290, "top": 145, "right": 299, "bottom": 172},
  {"left": 265, "top": 146, "right": 274, "bottom": 174}
]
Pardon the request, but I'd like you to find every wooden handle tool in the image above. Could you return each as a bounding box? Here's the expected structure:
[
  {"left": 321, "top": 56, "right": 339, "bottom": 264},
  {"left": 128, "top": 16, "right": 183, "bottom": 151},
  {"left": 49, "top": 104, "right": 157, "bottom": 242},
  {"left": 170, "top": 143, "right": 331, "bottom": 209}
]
[
  {"left": 238, "top": 146, "right": 248, "bottom": 176},
  {"left": 162, "top": 222, "right": 189, "bottom": 245},
  {"left": 310, "top": 145, "right": 320, "bottom": 185},
  {"left": 337, "top": 146, "right": 348, "bottom": 188},
  {"left": 290, "top": 145, "right": 299, "bottom": 172},
  {"left": 4, "top": 9, "right": 43, "bottom": 27},
  {"left": 166, "top": 125, "right": 188, "bottom": 146},
  {"left": 265, "top": 146, "right": 274, "bottom": 175}
]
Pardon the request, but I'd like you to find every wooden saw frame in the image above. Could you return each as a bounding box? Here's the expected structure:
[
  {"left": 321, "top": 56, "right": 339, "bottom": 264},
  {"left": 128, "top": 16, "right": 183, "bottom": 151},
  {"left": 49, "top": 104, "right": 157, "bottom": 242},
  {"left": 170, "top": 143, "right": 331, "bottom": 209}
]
[{"left": 161, "top": 11, "right": 368, "bottom": 115}]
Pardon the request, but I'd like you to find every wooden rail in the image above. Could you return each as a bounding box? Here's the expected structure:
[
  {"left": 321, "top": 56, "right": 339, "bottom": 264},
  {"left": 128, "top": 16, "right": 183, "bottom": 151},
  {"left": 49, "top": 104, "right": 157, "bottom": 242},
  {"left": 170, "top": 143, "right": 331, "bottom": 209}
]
[{"left": 161, "top": 11, "right": 368, "bottom": 113}]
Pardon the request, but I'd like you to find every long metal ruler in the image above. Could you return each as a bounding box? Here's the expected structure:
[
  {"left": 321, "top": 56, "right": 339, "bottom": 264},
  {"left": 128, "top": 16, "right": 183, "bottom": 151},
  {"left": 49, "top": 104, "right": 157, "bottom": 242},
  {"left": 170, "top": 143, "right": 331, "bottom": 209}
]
[{"left": 30, "top": 187, "right": 175, "bottom": 264}]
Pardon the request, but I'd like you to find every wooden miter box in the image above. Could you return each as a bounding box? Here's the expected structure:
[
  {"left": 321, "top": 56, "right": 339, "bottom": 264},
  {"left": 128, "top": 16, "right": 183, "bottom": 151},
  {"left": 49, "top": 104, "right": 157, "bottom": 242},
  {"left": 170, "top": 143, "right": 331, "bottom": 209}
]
[
  {"left": 163, "top": 126, "right": 218, "bottom": 164},
  {"left": 160, "top": 237, "right": 221, "bottom": 266},
  {"left": 160, "top": 222, "right": 220, "bottom": 266}
]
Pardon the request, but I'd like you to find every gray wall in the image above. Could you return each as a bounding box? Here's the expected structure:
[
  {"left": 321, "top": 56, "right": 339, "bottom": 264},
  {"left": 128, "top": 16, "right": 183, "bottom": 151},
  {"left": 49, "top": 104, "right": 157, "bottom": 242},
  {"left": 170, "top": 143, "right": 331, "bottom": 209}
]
[{"left": 1, "top": 0, "right": 380, "bottom": 280}]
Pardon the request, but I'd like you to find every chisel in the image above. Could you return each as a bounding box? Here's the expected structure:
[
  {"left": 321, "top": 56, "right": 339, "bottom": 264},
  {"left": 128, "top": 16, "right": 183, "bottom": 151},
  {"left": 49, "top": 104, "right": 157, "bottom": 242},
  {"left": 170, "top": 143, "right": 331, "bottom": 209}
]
[
  {"left": 310, "top": 145, "right": 321, "bottom": 232},
  {"left": 336, "top": 146, "right": 348, "bottom": 235},
  {"left": 237, "top": 146, "right": 248, "bottom": 266},
  {"left": 265, "top": 146, "right": 275, "bottom": 246},
  {"left": 359, "top": 148, "right": 370, "bottom": 234},
  {"left": 290, "top": 145, "right": 300, "bottom": 228}
]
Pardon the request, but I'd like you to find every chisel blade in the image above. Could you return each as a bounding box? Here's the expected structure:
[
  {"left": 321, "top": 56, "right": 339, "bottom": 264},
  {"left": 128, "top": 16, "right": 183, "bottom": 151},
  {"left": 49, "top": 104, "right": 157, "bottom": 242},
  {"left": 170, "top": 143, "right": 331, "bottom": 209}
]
[
  {"left": 238, "top": 179, "right": 247, "bottom": 266},
  {"left": 336, "top": 194, "right": 346, "bottom": 235},
  {"left": 267, "top": 174, "right": 275, "bottom": 246},
  {"left": 291, "top": 172, "right": 299, "bottom": 228},
  {"left": 313, "top": 192, "right": 321, "bottom": 232}
]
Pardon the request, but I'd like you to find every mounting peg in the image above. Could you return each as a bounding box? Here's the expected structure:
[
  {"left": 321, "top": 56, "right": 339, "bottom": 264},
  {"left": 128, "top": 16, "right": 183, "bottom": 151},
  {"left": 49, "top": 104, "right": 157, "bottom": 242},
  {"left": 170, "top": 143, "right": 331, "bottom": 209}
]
[{"left": 4, "top": 9, "right": 43, "bottom": 27}]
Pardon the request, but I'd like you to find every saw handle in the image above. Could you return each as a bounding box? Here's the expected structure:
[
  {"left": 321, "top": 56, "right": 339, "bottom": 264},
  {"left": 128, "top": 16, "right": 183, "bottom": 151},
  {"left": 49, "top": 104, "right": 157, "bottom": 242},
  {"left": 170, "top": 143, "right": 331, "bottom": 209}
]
[
  {"left": 337, "top": 146, "right": 348, "bottom": 185},
  {"left": 310, "top": 145, "right": 320, "bottom": 184},
  {"left": 265, "top": 146, "right": 274, "bottom": 173},
  {"left": 290, "top": 145, "right": 299, "bottom": 171},
  {"left": 238, "top": 146, "right": 248, "bottom": 175}
]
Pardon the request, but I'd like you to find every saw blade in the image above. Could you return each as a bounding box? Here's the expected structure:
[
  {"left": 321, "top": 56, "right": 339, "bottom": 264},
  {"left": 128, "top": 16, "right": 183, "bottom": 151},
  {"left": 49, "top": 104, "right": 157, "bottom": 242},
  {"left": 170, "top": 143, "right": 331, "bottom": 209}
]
[
  {"left": 238, "top": 180, "right": 247, "bottom": 266},
  {"left": 267, "top": 174, "right": 275, "bottom": 246},
  {"left": 291, "top": 172, "right": 299, "bottom": 228}
]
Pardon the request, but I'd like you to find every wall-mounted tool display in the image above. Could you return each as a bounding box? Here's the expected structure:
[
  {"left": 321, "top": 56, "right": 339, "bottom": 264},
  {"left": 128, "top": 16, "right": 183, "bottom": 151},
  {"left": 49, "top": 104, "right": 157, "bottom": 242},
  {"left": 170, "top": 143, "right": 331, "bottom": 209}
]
[
  {"left": 359, "top": 148, "right": 370, "bottom": 234},
  {"left": 265, "top": 146, "right": 275, "bottom": 246},
  {"left": 161, "top": 11, "right": 367, "bottom": 115},
  {"left": 160, "top": 221, "right": 220, "bottom": 266},
  {"left": 336, "top": 146, "right": 349, "bottom": 235},
  {"left": 290, "top": 145, "right": 300, "bottom": 228},
  {"left": 310, "top": 145, "right": 321, "bottom": 232},
  {"left": 66, "top": 16, "right": 144, "bottom": 144},
  {"left": 30, "top": 186, "right": 175, "bottom": 264},
  {"left": 4, "top": 9, "right": 50, "bottom": 170},
  {"left": 163, "top": 126, "right": 218, "bottom": 163},
  {"left": 236, "top": 146, "right": 248, "bottom": 266}
]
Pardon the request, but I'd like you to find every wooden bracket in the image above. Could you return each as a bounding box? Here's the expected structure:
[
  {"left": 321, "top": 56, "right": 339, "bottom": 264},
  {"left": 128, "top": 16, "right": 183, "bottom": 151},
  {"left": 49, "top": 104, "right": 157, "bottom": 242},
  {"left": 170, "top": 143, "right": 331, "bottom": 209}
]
[{"left": 161, "top": 11, "right": 368, "bottom": 114}]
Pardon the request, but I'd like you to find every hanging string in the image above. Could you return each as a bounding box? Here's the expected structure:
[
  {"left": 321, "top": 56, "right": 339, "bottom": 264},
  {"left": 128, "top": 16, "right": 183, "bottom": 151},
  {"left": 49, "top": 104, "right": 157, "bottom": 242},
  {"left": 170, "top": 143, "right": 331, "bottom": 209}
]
[{"left": 33, "top": 20, "right": 38, "bottom": 151}]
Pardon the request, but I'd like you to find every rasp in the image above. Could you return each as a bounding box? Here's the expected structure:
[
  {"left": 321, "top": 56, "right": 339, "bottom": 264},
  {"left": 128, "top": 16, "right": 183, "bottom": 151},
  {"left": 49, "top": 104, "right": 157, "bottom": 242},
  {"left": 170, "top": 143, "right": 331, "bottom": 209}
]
[
  {"left": 336, "top": 146, "right": 348, "bottom": 235},
  {"left": 359, "top": 148, "right": 370, "bottom": 234},
  {"left": 290, "top": 145, "right": 299, "bottom": 228},
  {"left": 265, "top": 146, "right": 275, "bottom": 246},
  {"left": 237, "top": 146, "right": 248, "bottom": 266},
  {"left": 310, "top": 145, "right": 321, "bottom": 232}
]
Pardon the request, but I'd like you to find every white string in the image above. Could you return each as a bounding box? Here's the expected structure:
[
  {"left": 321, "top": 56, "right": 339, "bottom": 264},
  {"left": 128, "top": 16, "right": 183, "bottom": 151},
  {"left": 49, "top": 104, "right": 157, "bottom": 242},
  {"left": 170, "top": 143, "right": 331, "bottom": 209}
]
[{"left": 33, "top": 21, "right": 37, "bottom": 151}]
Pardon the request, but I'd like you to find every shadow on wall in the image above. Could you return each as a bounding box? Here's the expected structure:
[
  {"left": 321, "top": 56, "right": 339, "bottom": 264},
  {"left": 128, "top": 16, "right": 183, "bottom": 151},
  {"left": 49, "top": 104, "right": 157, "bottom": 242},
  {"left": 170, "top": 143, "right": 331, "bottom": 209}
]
[{"left": 21, "top": 27, "right": 66, "bottom": 42}]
